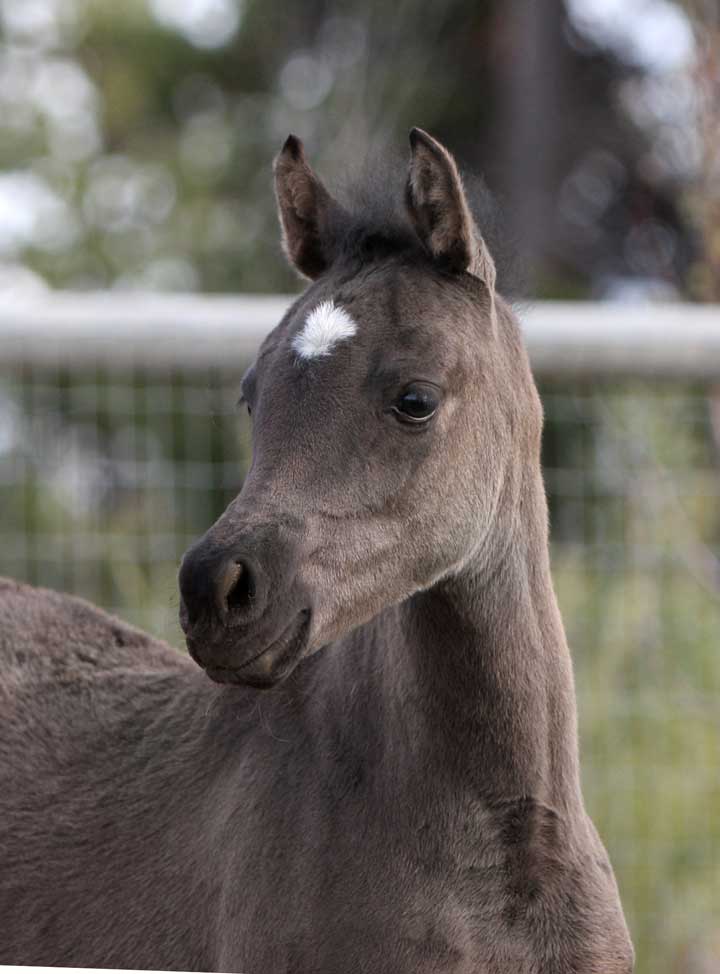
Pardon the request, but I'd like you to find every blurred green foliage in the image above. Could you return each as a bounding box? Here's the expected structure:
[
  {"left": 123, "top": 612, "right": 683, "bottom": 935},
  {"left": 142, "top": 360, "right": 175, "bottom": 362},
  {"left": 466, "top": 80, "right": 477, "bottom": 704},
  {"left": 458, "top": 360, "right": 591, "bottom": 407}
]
[{"left": 0, "top": 0, "right": 704, "bottom": 297}]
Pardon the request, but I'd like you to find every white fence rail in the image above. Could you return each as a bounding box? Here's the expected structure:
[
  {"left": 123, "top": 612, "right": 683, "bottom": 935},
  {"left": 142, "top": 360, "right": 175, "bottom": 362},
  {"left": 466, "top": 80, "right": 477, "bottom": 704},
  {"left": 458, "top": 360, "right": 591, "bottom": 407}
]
[{"left": 0, "top": 293, "right": 718, "bottom": 376}]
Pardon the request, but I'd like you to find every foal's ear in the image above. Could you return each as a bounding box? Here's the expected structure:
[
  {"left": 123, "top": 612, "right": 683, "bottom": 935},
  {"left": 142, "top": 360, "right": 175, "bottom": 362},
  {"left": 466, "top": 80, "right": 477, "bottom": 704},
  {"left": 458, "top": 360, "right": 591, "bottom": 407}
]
[
  {"left": 274, "top": 135, "right": 340, "bottom": 280},
  {"left": 405, "top": 128, "right": 496, "bottom": 289}
]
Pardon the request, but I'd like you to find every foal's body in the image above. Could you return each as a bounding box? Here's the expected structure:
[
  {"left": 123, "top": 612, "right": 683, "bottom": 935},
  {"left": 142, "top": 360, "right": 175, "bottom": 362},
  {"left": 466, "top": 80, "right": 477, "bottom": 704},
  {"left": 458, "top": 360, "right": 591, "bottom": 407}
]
[
  {"left": 0, "top": 568, "right": 631, "bottom": 974},
  {"left": 1, "top": 564, "right": 629, "bottom": 972},
  {"left": 0, "top": 130, "right": 633, "bottom": 971}
]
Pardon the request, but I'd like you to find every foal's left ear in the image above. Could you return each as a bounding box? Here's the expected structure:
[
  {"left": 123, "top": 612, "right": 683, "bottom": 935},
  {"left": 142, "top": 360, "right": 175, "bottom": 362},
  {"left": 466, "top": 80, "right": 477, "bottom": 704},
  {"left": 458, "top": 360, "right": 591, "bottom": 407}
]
[
  {"left": 406, "top": 128, "right": 496, "bottom": 290},
  {"left": 274, "top": 134, "right": 341, "bottom": 280}
]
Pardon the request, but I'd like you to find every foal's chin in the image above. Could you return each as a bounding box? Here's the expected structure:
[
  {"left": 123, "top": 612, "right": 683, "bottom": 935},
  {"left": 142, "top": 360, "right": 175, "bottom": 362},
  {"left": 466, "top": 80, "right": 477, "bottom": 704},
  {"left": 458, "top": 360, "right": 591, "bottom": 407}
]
[{"left": 187, "top": 609, "right": 311, "bottom": 689}]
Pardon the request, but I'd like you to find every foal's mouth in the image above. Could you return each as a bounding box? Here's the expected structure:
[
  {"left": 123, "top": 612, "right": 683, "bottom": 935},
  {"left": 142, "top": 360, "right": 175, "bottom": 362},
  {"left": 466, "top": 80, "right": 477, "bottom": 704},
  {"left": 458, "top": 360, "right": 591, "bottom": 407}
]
[{"left": 202, "top": 609, "right": 311, "bottom": 689}]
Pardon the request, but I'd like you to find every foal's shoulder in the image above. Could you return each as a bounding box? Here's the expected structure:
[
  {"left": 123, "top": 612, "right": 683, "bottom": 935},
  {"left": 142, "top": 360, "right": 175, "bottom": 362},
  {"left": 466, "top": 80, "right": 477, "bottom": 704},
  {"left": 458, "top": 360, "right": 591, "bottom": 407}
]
[{"left": 0, "top": 576, "right": 190, "bottom": 687}]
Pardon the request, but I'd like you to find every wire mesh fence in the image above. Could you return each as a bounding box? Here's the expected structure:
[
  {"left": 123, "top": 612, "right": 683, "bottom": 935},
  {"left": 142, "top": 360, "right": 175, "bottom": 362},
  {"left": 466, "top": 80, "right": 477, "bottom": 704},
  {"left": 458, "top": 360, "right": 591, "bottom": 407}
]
[{"left": 1, "top": 298, "right": 719, "bottom": 974}]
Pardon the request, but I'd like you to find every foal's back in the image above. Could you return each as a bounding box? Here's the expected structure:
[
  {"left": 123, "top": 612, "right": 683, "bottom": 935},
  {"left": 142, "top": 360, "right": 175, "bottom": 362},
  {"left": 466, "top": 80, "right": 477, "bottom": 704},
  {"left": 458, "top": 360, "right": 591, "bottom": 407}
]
[
  {"left": 0, "top": 578, "right": 218, "bottom": 969},
  {"left": 0, "top": 576, "right": 187, "bottom": 685}
]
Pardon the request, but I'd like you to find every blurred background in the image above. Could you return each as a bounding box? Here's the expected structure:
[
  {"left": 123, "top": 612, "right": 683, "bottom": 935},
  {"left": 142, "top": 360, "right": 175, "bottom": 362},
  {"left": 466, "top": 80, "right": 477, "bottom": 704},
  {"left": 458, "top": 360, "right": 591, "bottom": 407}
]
[{"left": 0, "top": 1, "right": 718, "bottom": 971}]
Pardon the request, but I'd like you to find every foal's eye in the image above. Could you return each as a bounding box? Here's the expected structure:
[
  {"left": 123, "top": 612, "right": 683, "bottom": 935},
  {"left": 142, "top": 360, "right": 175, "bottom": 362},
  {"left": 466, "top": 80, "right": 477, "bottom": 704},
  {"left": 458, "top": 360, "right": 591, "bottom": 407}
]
[{"left": 392, "top": 387, "right": 439, "bottom": 424}]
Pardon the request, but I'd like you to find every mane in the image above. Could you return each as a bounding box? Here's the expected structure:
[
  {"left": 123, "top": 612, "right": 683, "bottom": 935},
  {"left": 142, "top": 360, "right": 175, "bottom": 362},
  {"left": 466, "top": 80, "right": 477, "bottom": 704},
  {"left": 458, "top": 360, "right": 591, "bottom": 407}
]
[{"left": 328, "top": 149, "right": 524, "bottom": 297}]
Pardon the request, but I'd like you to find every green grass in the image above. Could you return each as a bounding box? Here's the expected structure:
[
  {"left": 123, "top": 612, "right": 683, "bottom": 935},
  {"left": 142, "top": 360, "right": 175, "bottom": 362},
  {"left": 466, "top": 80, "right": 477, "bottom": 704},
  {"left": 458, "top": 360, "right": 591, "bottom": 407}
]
[{"left": 556, "top": 554, "right": 720, "bottom": 973}]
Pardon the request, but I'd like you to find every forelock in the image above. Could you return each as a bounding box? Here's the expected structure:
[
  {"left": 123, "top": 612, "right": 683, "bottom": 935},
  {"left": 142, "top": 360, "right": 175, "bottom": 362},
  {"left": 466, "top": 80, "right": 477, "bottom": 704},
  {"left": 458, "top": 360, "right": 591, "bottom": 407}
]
[{"left": 322, "top": 149, "right": 522, "bottom": 296}]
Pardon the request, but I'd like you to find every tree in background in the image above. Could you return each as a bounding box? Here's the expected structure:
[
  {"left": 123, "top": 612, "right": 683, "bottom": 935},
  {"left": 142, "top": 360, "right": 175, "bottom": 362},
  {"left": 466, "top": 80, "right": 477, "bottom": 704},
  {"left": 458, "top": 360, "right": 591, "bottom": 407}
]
[
  {"left": 682, "top": 0, "right": 720, "bottom": 301},
  {"left": 0, "top": 0, "right": 708, "bottom": 299}
]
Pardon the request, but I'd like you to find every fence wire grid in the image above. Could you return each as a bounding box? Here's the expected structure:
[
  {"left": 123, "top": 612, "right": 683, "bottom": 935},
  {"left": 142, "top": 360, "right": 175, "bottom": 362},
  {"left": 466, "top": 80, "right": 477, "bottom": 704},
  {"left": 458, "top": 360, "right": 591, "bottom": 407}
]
[{"left": 1, "top": 300, "right": 719, "bottom": 974}]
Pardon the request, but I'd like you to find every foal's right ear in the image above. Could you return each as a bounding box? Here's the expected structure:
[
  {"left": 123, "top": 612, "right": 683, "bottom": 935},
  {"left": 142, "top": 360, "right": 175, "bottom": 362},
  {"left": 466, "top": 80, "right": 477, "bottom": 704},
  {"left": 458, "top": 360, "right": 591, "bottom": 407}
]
[
  {"left": 405, "top": 128, "right": 496, "bottom": 291},
  {"left": 273, "top": 135, "right": 340, "bottom": 280}
]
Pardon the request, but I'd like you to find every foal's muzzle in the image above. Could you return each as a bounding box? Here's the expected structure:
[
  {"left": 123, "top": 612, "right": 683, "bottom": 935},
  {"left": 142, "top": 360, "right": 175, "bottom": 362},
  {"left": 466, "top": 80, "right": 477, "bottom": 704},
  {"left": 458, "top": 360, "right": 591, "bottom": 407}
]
[{"left": 178, "top": 528, "right": 310, "bottom": 688}]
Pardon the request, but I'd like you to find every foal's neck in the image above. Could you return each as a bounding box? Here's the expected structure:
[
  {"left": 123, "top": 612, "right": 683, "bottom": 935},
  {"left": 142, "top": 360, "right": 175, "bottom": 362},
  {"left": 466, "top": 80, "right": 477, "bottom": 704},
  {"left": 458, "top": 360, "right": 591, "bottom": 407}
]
[{"left": 390, "top": 467, "right": 582, "bottom": 811}]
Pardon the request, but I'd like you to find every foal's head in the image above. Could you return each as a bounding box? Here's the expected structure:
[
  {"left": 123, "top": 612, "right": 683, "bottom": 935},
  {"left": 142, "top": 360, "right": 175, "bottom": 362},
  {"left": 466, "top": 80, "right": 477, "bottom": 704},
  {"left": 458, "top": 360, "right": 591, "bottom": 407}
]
[{"left": 179, "top": 129, "right": 541, "bottom": 687}]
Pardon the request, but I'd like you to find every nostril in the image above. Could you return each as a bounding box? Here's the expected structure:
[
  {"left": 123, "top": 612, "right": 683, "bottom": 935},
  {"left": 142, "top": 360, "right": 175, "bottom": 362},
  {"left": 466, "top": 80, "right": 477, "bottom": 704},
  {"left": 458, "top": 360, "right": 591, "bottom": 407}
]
[
  {"left": 219, "top": 559, "right": 255, "bottom": 615},
  {"left": 227, "top": 565, "right": 254, "bottom": 612}
]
